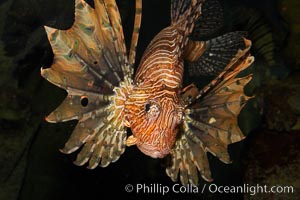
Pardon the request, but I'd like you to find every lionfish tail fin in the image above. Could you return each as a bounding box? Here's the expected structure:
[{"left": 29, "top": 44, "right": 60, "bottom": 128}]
[
  {"left": 166, "top": 38, "right": 254, "bottom": 185},
  {"left": 42, "top": 0, "right": 133, "bottom": 169}
]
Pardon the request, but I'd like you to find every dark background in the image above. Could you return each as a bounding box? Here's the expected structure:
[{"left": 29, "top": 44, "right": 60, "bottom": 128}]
[{"left": 0, "top": 0, "right": 299, "bottom": 199}]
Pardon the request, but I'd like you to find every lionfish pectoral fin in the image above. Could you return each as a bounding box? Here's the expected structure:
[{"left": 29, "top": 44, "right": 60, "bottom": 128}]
[
  {"left": 165, "top": 125, "right": 213, "bottom": 186},
  {"left": 42, "top": 0, "right": 135, "bottom": 169},
  {"left": 185, "top": 32, "right": 248, "bottom": 76},
  {"left": 166, "top": 38, "right": 254, "bottom": 185}
]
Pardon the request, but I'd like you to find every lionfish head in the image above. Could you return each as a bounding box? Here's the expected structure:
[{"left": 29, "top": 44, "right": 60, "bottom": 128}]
[{"left": 124, "top": 95, "right": 184, "bottom": 158}]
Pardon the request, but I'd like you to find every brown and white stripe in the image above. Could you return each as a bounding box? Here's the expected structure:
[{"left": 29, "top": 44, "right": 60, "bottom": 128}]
[{"left": 134, "top": 26, "right": 185, "bottom": 90}]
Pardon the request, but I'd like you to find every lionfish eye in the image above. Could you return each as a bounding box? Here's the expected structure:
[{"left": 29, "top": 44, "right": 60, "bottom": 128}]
[
  {"left": 145, "top": 103, "right": 151, "bottom": 112},
  {"left": 145, "top": 99, "right": 160, "bottom": 118}
]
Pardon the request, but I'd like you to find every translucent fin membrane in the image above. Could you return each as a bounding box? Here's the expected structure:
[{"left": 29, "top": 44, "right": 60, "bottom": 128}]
[
  {"left": 166, "top": 38, "right": 254, "bottom": 185},
  {"left": 42, "top": 0, "right": 134, "bottom": 169}
]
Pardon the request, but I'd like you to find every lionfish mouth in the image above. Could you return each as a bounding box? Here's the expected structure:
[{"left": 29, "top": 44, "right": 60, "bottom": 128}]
[
  {"left": 136, "top": 129, "right": 175, "bottom": 159},
  {"left": 137, "top": 143, "right": 171, "bottom": 158}
]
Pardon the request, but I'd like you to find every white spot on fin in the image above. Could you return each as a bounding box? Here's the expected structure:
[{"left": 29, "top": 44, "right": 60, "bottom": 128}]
[{"left": 209, "top": 117, "right": 216, "bottom": 124}]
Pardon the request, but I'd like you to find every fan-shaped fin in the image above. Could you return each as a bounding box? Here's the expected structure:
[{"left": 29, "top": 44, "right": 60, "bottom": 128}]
[
  {"left": 185, "top": 130, "right": 212, "bottom": 181},
  {"left": 45, "top": 94, "right": 110, "bottom": 123},
  {"left": 41, "top": 67, "right": 115, "bottom": 94},
  {"left": 95, "top": 0, "right": 130, "bottom": 76},
  {"left": 187, "top": 125, "right": 231, "bottom": 163},
  {"left": 185, "top": 32, "right": 247, "bottom": 76},
  {"left": 73, "top": 111, "right": 127, "bottom": 168},
  {"left": 44, "top": 0, "right": 127, "bottom": 82},
  {"left": 196, "top": 38, "right": 253, "bottom": 99},
  {"left": 60, "top": 116, "right": 106, "bottom": 154},
  {"left": 188, "top": 39, "right": 254, "bottom": 147},
  {"left": 42, "top": 0, "right": 133, "bottom": 169},
  {"left": 166, "top": 38, "right": 254, "bottom": 185},
  {"left": 87, "top": 129, "right": 127, "bottom": 168},
  {"left": 186, "top": 75, "right": 252, "bottom": 144},
  {"left": 166, "top": 124, "right": 213, "bottom": 185},
  {"left": 190, "top": 0, "right": 224, "bottom": 40}
]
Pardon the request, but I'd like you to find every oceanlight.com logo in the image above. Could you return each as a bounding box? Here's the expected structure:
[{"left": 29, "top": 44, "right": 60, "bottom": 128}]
[{"left": 124, "top": 183, "right": 295, "bottom": 196}]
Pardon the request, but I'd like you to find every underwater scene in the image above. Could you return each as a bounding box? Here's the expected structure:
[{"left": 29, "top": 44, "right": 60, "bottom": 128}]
[{"left": 0, "top": 0, "right": 299, "bottom": 199}]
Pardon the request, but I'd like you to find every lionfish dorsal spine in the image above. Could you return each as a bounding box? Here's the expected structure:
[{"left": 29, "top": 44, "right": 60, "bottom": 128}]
[{"left": 128, "top": 0, "right": 142, "bottom": 73}]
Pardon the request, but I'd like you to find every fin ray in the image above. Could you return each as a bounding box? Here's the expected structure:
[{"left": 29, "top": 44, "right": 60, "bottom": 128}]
[
  {"left": 191, "top": 0, "right": 224, "bottom": 39},
  {"left": 43, "top": 0, "right": 131, "bottom": 169},
  {"left": 168, "top": 38, "right": 254, "bottom": 185},
  {"left": 186, "top": 32, "right": 247, "bottom": 76}
]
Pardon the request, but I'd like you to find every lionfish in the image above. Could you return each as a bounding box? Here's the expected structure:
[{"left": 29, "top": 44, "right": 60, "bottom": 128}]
[{"left": 41, "top": 0, "right": 254, "bottom": 185}]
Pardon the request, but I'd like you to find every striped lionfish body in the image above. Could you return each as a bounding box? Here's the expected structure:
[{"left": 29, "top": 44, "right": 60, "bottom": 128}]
[
  {"left": 124, "top": 26, "right": 186, "bottom": 158},
  {"left": 42, "top": 0, "right": 254, "bottom": 185}
]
